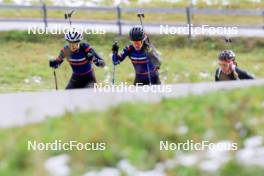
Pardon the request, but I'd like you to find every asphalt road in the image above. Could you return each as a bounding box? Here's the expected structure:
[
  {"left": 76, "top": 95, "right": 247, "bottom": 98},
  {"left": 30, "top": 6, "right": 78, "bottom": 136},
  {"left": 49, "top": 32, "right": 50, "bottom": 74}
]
[
  {"left": 0, "top": 19, "right": 263, "bottom": 37},
  {"left": 0, "top": 79, "right": 264, "bottom": 129}
]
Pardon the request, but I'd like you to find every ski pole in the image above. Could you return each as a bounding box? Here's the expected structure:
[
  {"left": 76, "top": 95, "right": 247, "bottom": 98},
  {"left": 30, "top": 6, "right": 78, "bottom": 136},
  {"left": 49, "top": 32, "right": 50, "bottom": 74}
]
[
  {"left": 225, "top": 37, "right": 233, "bottom": 50},
  {"left": 53, "top": 69, "right": 58, "bottom": 90},
  {"left": 64, "top": 10, "right": 75, "bottom": 26},
  {"left": 112, "top": 42, "right": 118, "bottom": 85},
  {"left": 137, "top": 13, "right": 152, "bottom": 85},
  {"left": 224, "top": 37, "right": 239, "bottom": 80},
  {"left": 137, "top": 13, "right": 145, "bottom": 31},
  {"left": 112, "top": 64, "right": 116, "bottom": 85}
]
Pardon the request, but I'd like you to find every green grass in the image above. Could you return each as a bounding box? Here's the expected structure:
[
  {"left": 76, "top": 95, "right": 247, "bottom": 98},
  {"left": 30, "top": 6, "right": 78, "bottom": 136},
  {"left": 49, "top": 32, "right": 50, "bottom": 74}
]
[
  {"left": 0, "top": 86, "right": 264, "bottom": 175},
  {"left": 0, "top": 30, "right": 263, "bottom": 92},
  {"left": 0, "top": 0, "right": 263, "bottom": 26},
  {"left": 0, "top": 9, "right": 262, "bottom": 26}
]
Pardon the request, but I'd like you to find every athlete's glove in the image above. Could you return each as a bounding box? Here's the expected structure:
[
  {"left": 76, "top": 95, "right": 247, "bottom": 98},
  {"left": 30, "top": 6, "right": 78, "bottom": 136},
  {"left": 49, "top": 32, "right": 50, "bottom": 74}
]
[
  {"left": 112, "top": 41, "right": 119, "bottom": 53},
  {"left": 49, "top": 59, "right": 59, "bottom": 69},
  {"left": 86, "top": 49, "right": 95, "bottom": 60},
  {"left": 94, "top": 59, "right": 105, "bottom": 67},
  {"left": 112, "top": 54, "right": 120, "bottom": 65}
]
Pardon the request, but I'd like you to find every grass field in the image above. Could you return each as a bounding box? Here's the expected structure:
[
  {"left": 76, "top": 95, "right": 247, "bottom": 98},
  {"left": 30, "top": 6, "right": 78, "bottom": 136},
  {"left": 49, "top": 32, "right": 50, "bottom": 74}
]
[
  {"left": 1, "top": 1, "right": 263, "bottom": 176},
  {"left": 0, "top": 0, "right": 263, "bottom": 26},
  {"left": 0, "top": 85, "right": 263, "bottom": 175},
  {"left": 0, "top": 9, "right": 262, "bottom": 26},
  {"left": 0, "top": 30, "right": 263, "bottom": 92}
]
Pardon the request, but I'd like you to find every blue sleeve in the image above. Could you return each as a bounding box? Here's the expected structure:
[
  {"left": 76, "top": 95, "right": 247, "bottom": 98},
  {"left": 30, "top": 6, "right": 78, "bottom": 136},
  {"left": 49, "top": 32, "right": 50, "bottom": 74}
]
[
  {"left": 56, "top": 46, "right": 67, "bottom": 64},
  {"left": 82, "top": 43, "right": 90, "bottom": 50},
  {"left": 117, "top": 45, "right": 131, "bottom": 62},
  {"left": 82, "top": 43, "right": 104, "bottom": 63}
]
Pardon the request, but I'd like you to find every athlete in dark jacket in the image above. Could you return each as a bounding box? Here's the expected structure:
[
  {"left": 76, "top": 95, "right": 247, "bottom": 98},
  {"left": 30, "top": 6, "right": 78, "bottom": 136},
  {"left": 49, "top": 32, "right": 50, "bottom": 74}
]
[
  {"left": 215, "top": 50, "right": 254, "bottom": 81},
  {"left": 112, "top": 27, "right": 161, "bottom": 85},
  {"left": 49, "top": 28, "right": 105, "bottom": 89}
]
